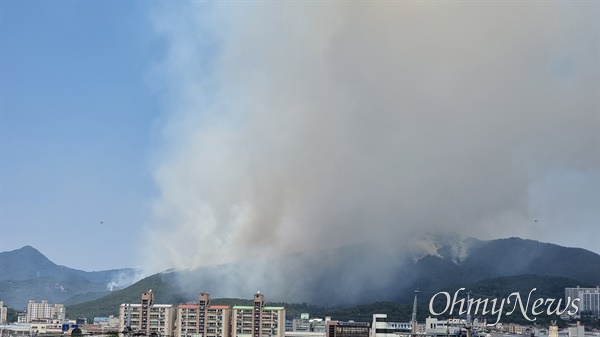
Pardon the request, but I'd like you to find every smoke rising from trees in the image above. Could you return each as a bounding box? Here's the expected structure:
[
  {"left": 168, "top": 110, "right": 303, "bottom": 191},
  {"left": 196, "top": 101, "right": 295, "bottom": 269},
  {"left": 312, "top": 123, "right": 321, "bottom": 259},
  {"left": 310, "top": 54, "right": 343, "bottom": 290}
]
[{"left": 140, "top": 2, "right": 598, "bottom": 288}]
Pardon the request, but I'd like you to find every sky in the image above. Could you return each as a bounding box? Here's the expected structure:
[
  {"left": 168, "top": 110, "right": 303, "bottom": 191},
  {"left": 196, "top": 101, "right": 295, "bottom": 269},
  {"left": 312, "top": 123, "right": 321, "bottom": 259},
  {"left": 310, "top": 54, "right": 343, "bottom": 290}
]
[
  {"left": 1, "top": 1, "right": 161, "bottom": 270},
  {"left": 1, "top": 1, "right": 599, "bottom": 274}
]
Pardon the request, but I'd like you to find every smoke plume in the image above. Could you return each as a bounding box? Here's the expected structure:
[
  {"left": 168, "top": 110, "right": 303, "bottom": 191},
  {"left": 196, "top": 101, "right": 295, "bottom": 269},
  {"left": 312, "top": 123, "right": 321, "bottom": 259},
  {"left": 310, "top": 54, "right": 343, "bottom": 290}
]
[{"left": 141, "top": 2, "right": 599, "bottom": 299}]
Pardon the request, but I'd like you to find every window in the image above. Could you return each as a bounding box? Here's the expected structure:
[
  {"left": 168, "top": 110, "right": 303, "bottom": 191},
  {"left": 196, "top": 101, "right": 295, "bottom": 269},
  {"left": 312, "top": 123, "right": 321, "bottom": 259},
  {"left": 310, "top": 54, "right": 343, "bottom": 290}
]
[{"left": 376, "top": 329, "right": 392, "bottom": 333}]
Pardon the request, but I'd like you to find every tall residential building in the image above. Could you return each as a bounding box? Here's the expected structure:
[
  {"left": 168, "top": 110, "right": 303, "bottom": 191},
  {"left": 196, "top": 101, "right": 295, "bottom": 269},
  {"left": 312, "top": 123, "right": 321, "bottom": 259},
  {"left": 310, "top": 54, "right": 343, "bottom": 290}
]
[
  {"left": 565, "top": 286, "right": 600, "bottom": 317},
  {"left": 119, "top": 290, "right": 176, "bottom": 337},
  {"left": 26, "top": 300, "right": 65, "bottom": 323},
  {"left": 177, "top": 292, "right": 231, "bottom": 337},
  {"left": 231, "top": 292, "right": 285, "bottom": 337},
  {"left": 0, "top": 300, "right": 7, "bottom": 323}
]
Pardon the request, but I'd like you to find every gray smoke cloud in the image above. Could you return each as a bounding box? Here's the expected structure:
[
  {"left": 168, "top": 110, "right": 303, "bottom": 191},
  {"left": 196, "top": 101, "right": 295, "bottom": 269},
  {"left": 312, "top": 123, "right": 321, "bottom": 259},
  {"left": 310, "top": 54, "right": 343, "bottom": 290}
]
[{"left": 140, "top": 1, "right": 598, "bottom": 288}]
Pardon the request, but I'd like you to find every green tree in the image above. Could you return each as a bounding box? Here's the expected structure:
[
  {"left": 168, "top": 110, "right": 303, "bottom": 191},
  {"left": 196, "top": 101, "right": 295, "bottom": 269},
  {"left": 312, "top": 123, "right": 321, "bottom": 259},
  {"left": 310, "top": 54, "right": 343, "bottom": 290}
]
[{"left": 7, "top": 307, "right": 19, "bottom": 323}]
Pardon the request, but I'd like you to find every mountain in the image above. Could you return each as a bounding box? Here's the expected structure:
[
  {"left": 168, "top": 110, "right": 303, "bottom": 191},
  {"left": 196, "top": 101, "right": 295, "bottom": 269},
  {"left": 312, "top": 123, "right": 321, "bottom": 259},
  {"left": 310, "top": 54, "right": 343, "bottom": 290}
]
[
  {"left": 64, "top": 237, "right": 599, "bottom": 320},
  {"left": 0, "top": 246, "right": 138, "bottom": 309},
  {"left": 156, "top": 237, "right": 599, "bottom": 305},
  {"left": 5, "top": 237, "right": 599, "bottom": 316},
  {"left": 66, "top": 271, "right": 191, "bottom": 320},
  {"left": 66, "top": 273, "right": 586, "bottom": 324},
  {"left": 404, "top": 237, "right": 600, "bottom": 296}
]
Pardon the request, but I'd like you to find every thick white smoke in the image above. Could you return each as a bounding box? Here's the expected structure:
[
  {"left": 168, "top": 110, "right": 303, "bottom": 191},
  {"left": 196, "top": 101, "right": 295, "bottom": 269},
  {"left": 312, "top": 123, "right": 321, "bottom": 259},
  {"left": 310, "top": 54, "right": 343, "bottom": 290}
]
[{"left": 141, "top": 2, "right": 598, "bottom": 276}]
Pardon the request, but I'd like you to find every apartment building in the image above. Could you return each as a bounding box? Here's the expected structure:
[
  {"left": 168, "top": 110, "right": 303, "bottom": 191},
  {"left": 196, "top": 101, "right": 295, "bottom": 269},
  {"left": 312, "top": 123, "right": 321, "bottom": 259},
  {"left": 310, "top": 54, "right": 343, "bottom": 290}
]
[
  {"left": 26, "top": 300, "right": 65, "bottom": 323},
  {"left": 1, "top": 300, "right": 7, "bottom": 323},
  {"left": 119, "top": 290, "right": 176, "bottom": 337},
  {"left": 231, "top": 292, "right": 285, "bottom": 337},
  {"left": 565, "top": 286, "right": 600, "bottom": 317},
  {"left": 177, "top": 292, "right": 231, "bottom": 337}
]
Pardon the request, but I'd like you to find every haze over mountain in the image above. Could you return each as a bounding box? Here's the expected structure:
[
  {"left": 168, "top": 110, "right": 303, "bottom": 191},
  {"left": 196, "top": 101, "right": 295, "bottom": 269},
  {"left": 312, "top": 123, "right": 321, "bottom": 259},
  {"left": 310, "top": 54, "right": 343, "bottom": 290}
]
[
  {"left": 64, "top": 237, "right": 598, "bottom": 320},
  {"left": 0, "top": 246, "right": 138, "bottom": 309},
  {"left": 165, "top": 236, "right": 600, "bottom": 305},
  {"left": 3, "top": 237, "right": 597, "bottom": 312}
]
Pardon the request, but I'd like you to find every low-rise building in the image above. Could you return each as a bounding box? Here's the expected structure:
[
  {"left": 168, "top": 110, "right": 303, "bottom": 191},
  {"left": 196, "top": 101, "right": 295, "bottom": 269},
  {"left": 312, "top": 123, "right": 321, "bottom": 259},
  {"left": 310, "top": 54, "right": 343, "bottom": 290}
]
[
  {"left": 325, "top": 320, "right": 370, "bottom": 337},
  {"left": 507, "top": 323, "right": 525, "bottom": 335},
  {"left": 29, "top": 323, "right": 65, "bottom": 334},
  {"left": 425, "top": 318, "right": 469, "bottom": 337},
  {"left": 549, "top": 323, "right": 559, "bottom": 337},
  {"left": 289, "top": 314, "right": 326, "bottom": 333},
  {"left": 370, "top": 314, "right": 414, "bottom": 337},
  {"left": 567, "top": 322, "right": 585, "bottom": 337},
  {"left": 93, "top": 316, "right": 120, "bottom": 328},
  {"left": 0, "top": 323, "right": 32, "bottom": 337},
  {"left": 285, "top": 332, "right": 326, "bottom": 337}
]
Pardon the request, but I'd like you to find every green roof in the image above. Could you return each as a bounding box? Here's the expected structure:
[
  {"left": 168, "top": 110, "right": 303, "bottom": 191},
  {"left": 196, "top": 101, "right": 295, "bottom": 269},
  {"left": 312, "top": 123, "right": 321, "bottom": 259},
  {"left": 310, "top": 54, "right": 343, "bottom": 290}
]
[{"left": 264, "top": 307, "right": 284, "bottom": 310}]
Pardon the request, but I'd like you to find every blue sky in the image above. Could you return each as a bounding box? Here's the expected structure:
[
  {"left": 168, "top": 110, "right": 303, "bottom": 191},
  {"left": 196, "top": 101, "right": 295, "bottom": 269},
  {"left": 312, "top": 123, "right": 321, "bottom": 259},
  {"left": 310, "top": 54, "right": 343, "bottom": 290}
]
[
  {"left": 1, "top": 1, "right": 599, "bottom": 273},
  {"left": 1, "top": 1, "right": 161, "bottom": 270}
]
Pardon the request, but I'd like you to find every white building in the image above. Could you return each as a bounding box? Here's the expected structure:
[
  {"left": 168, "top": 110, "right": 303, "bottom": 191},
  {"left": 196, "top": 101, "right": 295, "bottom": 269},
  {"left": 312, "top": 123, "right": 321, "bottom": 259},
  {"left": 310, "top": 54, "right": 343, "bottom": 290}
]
[
  {"left": 289, "top": 313, "right": 326, "bottom": 333},
  {"left": 370, "top": 314, "right": 417, "bottom": 337},
  {"left": 0, "top": 323, "right": 31, "bottom": 337},
  {"left": 231, "top": 293, "right": 285, "bottom": 337},
  {"left": 26, "top": 300, "right": 65, "bottom": 323},
  {"left": 1, "top": 300, "right": 7, "bottom": 323},
  {"left": 94, "top": 316, "right": 120, "bottom": 328},
  {"left": 29, "top": 323, "right": 64, "bottom": 335},
  {"left": 176, "top": 292, "right": 231, "bottom": 337},
  {"left": 425, "top": 318, "right": 468, "bottom": 337},
  {"left": 119, "top": 290, "right": 176, "bottom": 337},
  {"left": 567, "top": 322, "right": 584, "bottom": 337},
  {"left": 565, "top": 286, "right": 600, "bottom": 317}
]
